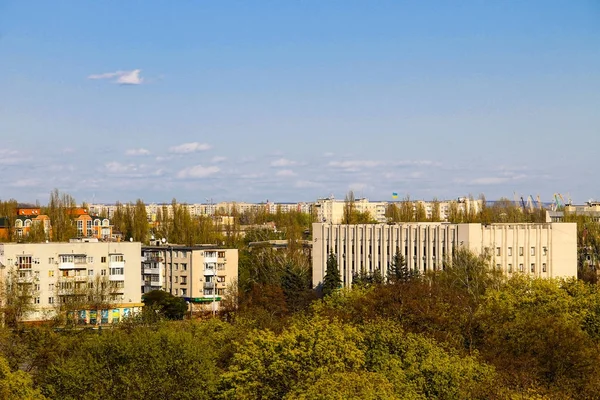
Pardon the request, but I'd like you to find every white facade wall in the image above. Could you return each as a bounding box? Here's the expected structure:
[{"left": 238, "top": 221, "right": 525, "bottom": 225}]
[
  {"left": 0, "top": 241, "right": 142, "bottom": 322},
  {"left": 312, "top": 222, "right": 577, "bottom": 288}
]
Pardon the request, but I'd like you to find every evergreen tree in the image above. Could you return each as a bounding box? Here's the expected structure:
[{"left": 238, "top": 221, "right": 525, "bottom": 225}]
[
  {"left": 322, "top": 253, "right": 341, "bottom": 297},
  {"left": 387, "top": 246, "right": 411, "bottom": 283}
]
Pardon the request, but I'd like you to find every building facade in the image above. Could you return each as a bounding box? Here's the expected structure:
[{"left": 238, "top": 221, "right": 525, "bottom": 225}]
[
  {"left": 0, "top": 240, "right": 142, "bottom": 323},
  {"left": 141, "top": 245, "right": 238, "bottom": 312},
  {"left": 312, "top": 222, "right": 577, "bottom": 288}
]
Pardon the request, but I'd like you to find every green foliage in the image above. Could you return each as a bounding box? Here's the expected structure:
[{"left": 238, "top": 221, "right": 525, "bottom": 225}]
[
  {"left": 142, "top": 290, "right": 188, "bottom": 320},
  {"left": 322, "top": 253, "right": 341, "bottom": 297},
  {"left": 387, "top": 246, "right": 415, "bottom": 283},
  {"left": 0, "top": 354, "right": 47, "bottom": 399},
  {"left": 40, "top": 320, "right": 234, "bottom": 400},
  {"left": 220, "top": 317, "right": 367, "bottom": 399}
]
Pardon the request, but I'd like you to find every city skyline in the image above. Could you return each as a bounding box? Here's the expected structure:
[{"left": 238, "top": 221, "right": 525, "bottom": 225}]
[{"left": 1, "top": 2, "right": 599, "bottom": 204}]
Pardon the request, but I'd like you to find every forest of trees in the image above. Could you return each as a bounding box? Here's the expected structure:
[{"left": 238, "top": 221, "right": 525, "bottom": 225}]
[{"left": 2, "top": 248, "right": 600, "bottom": 398}]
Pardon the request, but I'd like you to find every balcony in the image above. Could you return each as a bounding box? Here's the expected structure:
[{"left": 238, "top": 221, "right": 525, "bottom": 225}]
[
  {"left": 109, "top": 273, "right": 125, "bottom": 281},
  {"left": 204, "top": 268, "right": 217, "bottom": 277},
  {"left": 203, "top": 282, "right": 215, "bottom": 289},
  {"left": 143, "top": 267, "right": 161, "bottom": 275},
  {"left": 143, "top": 255, "right": 164, "bottom": 263}
]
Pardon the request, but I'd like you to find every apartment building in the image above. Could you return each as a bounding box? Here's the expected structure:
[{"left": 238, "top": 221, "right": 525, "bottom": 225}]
[
  {"left": 314, "top": 197, "right": 387, "bottom": 224},
  {"left": 141, "top": 245, "right": 238, "bottom": 312},
  {"left": 0, "top": 240, "right": 142, "bottom": 323},
  {"left": 312, "top": 222, "right": 577, "bottom": 288}
]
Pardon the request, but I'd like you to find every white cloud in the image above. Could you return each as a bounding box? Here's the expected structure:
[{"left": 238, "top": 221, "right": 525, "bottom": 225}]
[
  {"left": 177, "top": 165, "right": 220, "bottom": 179},
  {"left": 105, "top": 161, "right": 137, "bottom": 174},
  {"left": 469, "top": 177, "right": 509, "bottom": 185},
  {"left": 328, "top": 159, "right": 439, "bottom": 172},
  {"left": 323, "top": 152, "right": 335, "bottom": 157},
  {"left": 295, "top": 180, "right": 322, "bottom": 188},
  {"left": 10, "top": 179, "right": 39, "bottom": 188},
  {"left": 329, "top": 160, "right": 383, "bottom": 169},
  {"left": 211, "top": 156, "right": 227, "bottom": 163},
  {"left": 271, "top": 158, "right": 296, "bottom": 167},
  {"left": 169, "top": 142, "right": 212, "bottom": 154},
  {"left": 276, "top": 169, "right": 296, "bottom": 177},
  {"left": 126, "top": 148, "right": 151, "bottom": 156},
  {"left": 88, "top": 69, "right": 144, "bottom": 85}
]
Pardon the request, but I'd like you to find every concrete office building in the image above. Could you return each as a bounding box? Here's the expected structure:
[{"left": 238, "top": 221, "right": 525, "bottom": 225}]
[
  {"left": 312, "top": 222, "right": 577, "bottom": 288},
  {"left": 141, "top": 245, "right": 238, "bottom": 312},
  {"left": 0, "top": 240, "right": 142, "bottom": 323}
]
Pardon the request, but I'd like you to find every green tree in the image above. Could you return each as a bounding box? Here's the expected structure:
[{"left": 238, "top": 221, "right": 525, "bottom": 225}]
[
  {"left": 387, "top": 247, "right": 411, "bottom": 283},
  {"left": 322, "top": 253, "right": 341, "bottom": 297},
  {"left": 142, "top": 290, "right": 188, "bottom": 320},
  {"left": 1, "top": 268, "right": 39, "bottom": 329},
  {"left": 0, "top": 355, "right": 47, "bottom": 399}
]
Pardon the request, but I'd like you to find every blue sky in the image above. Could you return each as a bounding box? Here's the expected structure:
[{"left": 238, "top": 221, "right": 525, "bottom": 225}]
[{"left": 1, "top": 1, "right": 599, "bottom": 205}]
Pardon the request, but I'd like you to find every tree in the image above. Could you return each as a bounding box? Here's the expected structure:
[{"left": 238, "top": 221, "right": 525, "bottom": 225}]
[
  {"left": 387, "top": 247, "right": 411, "bottom": 283},
  {"left": 46, "top": 189, "right": 77, "bottom": 242},
  {"left": 142, "top": 290, "right": 187, "bottom": 320},
  {"left": 1, "top": 268, "right": 39, "bottom": 328},
  {"left": 322, "top": 253, "right": 341, "bottom": 297},
  {"left": 0, "top": 355, "right": 47, "bottom": 399}
]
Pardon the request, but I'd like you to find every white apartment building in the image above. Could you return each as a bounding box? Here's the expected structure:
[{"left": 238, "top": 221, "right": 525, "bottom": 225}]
[
  {"left": 314, "top": 197, "right": 387, "bottom": 224},
  {"left": 141, "top": 245, "right": 238, "bottom": 312},
  {"left": 312, "top": 222, "right": 577, "bottom": 288},
  {"left": 0, "top": 240, "right": 142, "bottom": 323}
]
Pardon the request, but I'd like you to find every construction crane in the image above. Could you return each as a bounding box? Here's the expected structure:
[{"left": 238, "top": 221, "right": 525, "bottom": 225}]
[
  {"left": 536, "top": 195, "right": 543, "bottom": 210},
  {"left": 520, "top": 196, "right": 527, "bottom": 212},
  {"left": 513, "top": 192, "right": 520, "bottom": 208},
  {"left": 526, "top": 195, "right": 535, "bottom": 213}
]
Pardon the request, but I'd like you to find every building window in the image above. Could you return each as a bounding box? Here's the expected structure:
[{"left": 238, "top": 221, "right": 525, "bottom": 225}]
[
  {"left": 110, "top": 254, "right": 124, "bottom": 263},
  {"left": 49, "top": 283, "right": 54, "bottom": 291},
  {"left": 101, "top": 256, "right": 107, "bottom": 263},
  {"left": 174, "top": 276, "right": 178, "bottom": 283},
  {"left": 181, "top": 263, "right": 187, "bottom": 271},
  {"left": 173, "top": 289, "right": 178, "bottom": 295},
  {"left": 48, "top": 270, "right": 55, "bottom": 278},
  {"left": 88, "top": 269, "right": 94, "bottom": 276},
  {"left": 218, "top": 251, "right": 226, "bottom": 258},
  {"left": 543, "top": 247, "right": 548, "bottom": 256},
  {"left": 87, "top": 256, "right": 94, "bottom": 263},
  {"left": 508, "top": 264, "right": 513, "bottom": 273},
  {"left": 48, "top": 297, "right": 54, "bottom": 304},
  {"left": 496, "top": 247, "right": 501, "bottom": 256},
  {"left": 101, "top": 269, "right": 107, "bottom": 276},
  {"left": 48, "top": 257, "right": 54, "bottom": 264},
  {"left": 181, "top": 288, "right": 187, "bottom": 296},
  {"left": 174, "top": 263, "right": 178, "bottom": 271},
  {"left": 519, "top": 247, "right": 524, "bottom": 256},
  {"left": 519, "top": 263, "right": 524, "bottom": 272},
  {"left": 531, "top": 247, "right": 535, "bottom": 256},
  {"left": 217, "top": 263, "right": 225, "bottom": 271},
  {"left": 34, "top": 297, "right": 40, "bottom": 304},
  {"left": 17, "top": 256, "right": 32, "bottom": 269},
  {"left": 542, "top": 263, "right": 547, "bottom": 272},
  {"left": 531, "top": 263, "right": 535, "bottom": 273},
  {"left": 35, "top": 284, "right": 40, "bottom": 291},
  {"left": 508, "top": 247, "right": 512, "bottom": 256},
  {"left": 110, "top": 268, "right": 124, "bottom": 275}
]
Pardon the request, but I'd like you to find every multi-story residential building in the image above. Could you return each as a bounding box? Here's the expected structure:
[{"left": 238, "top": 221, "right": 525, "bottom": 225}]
[
  {"left": 141, "top": 245, "right": 238, "bottom": 313},
  {"left": 0, "top": 240, "right": 142, "bottom": 323},
  {"left": 314, "top": 197, "right": 387, "bottom": 224},
  {"left": 312, "top": 222, "right": 577, "bottom": 288}
]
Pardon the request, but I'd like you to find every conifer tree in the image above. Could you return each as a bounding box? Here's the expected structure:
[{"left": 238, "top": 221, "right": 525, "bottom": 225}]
[{"left": 322, "top": 253, "right": 341, "bottom": 297}]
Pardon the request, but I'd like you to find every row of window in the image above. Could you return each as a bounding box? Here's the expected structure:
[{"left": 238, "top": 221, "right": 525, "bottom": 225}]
[
  {"left": 495, "top": 246, "right": 548, "bottom": 257},
  {"left": 497, "top": 263, "right": 548, "bottom": 273},
  {"left": 11, "top": 255, "right": 124, "bottom": 266}
]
